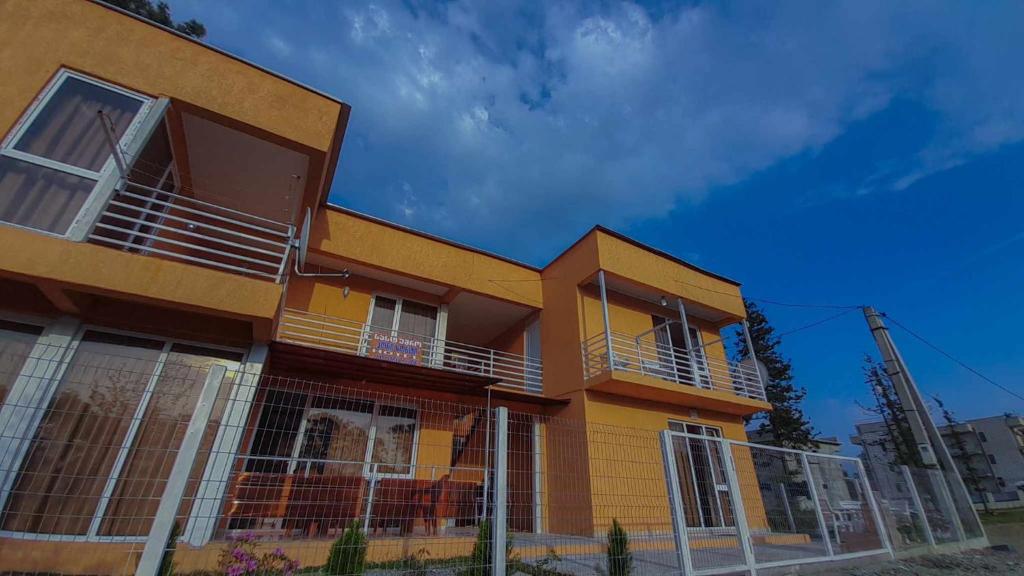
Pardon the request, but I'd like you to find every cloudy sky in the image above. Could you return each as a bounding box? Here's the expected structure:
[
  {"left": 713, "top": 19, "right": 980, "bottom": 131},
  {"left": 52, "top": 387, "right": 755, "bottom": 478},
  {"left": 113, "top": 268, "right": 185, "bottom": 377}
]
[{"left": 174, "top": 0, "right": 1023, "bottom": 444}]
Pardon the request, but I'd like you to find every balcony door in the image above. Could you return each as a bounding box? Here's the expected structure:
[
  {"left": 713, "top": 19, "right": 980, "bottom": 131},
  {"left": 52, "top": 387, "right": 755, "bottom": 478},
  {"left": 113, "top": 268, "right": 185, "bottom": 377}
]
[
  {"left": 652, "top": 316, "right": 712, "bottom": 388},
  {"left": 365, "top": 295, "right": 440, "bottom": 366}
]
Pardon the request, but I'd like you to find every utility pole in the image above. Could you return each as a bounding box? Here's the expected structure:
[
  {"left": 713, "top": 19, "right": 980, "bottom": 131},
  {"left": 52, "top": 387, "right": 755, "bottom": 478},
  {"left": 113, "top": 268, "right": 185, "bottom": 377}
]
[{"left": 863, "top": 306, "right": 985, "bottom": 539}]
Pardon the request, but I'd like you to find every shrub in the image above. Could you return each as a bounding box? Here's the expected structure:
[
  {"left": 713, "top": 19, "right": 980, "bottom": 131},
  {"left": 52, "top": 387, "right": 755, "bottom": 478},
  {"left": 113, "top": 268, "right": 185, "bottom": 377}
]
[
  {"left": 325, "top": 521, "right": 368, "bottom": 576},
  {"left": 218, "top": 532, "right": 300, "bottom": 576},
  {"left": 606, "top": 519, "right": 633, "bottom": 576},
  {"left": 460, "top": 520, "right": 516, "bottom": 576}
]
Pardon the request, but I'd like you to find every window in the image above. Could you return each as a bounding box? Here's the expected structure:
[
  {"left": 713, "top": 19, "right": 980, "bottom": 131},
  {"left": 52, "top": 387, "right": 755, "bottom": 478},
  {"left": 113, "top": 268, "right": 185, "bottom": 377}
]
[
  {"left": 979, "top": 432, "right": 988, "bottom": 442},
  {"left": 365, "top": 295, "right": 439, "bottom": 365},
  {"left": 0, "top": 71, "right": 150, "bottom": 235},
  {"left": 0, "top": 331, "right": 241, "bottom": 537},
  {"left": 0, "top": 319, "right": 44, "bottom": 405},
  {"left": 246, "top": 391, "right": 420, "bottom": 479}
]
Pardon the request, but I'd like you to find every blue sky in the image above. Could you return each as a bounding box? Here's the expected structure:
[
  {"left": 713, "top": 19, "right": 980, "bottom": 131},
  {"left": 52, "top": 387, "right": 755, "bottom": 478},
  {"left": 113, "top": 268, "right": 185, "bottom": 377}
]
[{"left": 172, "top": 0, "right": 1023, "bottom": 445}]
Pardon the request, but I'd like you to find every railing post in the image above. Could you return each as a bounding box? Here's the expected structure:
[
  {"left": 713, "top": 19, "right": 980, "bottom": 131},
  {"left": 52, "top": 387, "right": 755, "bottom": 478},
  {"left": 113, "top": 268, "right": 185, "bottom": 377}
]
[
  {"left": 597, "top": 270, "right": 615, "bottom": 369},
  {"left": 901, "top": 464, "right": 935, "bottom": 546},
  {"left": 136, "top": 365, "right": 226, "bottom": 576},
  {"left": 721, "top": 440, "right": 758, "bottom": 575},
  {"left": 363, "top": 463, "right": 379, "bottom": 533},
  {"left": 859, "top": 459, "right": 895, "bottom": 558},
  {"left": 741, "top": 319, "right": 765, "bottom": 390},
  {"left": 676, "top": 299, "right": 702, "bottom": 387},
  {"left": 493, "top": 406, "right": 509, "bottom": 576},
  {"left": 801, "top": 453, "right": 835, "bottom": 557},
  {"left": 660, "top": 431, "right": 694, "bottom": 575}
]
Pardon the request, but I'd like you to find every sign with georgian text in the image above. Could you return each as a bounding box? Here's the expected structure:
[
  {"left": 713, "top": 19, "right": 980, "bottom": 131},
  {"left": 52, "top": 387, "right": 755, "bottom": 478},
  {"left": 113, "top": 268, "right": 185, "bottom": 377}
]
[{"left": 368, "top": 332, "right": 425, "bottom": 366}]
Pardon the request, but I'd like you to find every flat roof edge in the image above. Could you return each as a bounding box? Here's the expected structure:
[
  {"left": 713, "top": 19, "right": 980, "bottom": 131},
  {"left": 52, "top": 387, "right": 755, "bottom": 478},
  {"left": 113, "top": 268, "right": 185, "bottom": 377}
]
[{"left": 91, "top": 0, "right": 347, "bottom": 106}]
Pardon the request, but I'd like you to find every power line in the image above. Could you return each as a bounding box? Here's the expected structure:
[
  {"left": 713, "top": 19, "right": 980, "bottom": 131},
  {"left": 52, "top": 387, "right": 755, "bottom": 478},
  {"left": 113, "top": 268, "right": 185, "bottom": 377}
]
[
  {"left": 883, "top": 313, "right": 1024, "bottom": 404},
  {"left": 751, "top": 298, "right": 862, "bottom": 311},
  {"left": 778, "top": 308, "right": 857, "bottom": 337}
]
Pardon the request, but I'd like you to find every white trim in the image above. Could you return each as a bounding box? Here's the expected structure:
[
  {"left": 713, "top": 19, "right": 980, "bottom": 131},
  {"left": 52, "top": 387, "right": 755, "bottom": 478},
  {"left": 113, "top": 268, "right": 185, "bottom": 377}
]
[{"left": 0, "top": 69, "right": 153, "bottom": 239}]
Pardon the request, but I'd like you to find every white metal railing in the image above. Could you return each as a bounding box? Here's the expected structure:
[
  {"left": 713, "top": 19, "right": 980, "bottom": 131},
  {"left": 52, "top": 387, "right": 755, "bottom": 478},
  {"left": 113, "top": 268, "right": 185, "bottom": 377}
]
[
  {"left": 89, "top": 181, "right": 294, "bottom": 282},
  {"left": 580, "top": 324, "right": 766, "bottom": 401},
  {"left": 278, "top": 308, "right": 543, "bottom": 393}
]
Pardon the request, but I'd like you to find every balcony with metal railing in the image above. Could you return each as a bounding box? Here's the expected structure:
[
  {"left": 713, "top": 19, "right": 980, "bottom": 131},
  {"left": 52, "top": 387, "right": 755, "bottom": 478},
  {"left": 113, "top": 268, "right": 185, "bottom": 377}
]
[
  {"left": 581, "top": 322, "right": 768, "bottom": 413},
  {"left": 276, "top": 308, "right": 543, "bottom": 394},
  {"left": 89, "top": 180, "right": 294, "bottom": 282}
]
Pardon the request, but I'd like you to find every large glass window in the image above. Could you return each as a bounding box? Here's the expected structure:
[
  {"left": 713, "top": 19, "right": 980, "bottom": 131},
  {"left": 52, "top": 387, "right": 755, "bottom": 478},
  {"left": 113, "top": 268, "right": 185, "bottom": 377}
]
[
  {"left": 0, "top": 71, "right": 149, "bottom": 235},
  {"left": 246, "top": 391, "right": 419, "bottom": 479},
  {"left": 0, "top": 331, "right": 241, "bottom": 538},
  {"left": 366, "top": 296, "right": 439, "bottom": 366},
  {"left": 0, "top": 319, "right": 44, "bottom": 405}
]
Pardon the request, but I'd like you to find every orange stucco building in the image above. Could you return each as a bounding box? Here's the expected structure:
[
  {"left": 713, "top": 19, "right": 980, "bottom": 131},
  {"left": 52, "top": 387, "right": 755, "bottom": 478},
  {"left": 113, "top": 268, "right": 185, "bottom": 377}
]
[{"left": 0, "top": 2, "right": 774, "bottom": 573}]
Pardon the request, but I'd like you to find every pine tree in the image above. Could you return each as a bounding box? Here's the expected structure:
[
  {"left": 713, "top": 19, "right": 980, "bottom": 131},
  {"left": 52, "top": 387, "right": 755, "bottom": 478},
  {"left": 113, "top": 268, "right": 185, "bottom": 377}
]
[
  {"left": 935, "top": 396, "right": 990, "bottom": 514},
  {"left": 106, "top": 0, "right": 207, "bottom": 38},
  {"left": 734, "top": 299, "right": 815, "bottom": 449},
  {"left": 860, "top": 355, "right": 922, "bottom": 468}
]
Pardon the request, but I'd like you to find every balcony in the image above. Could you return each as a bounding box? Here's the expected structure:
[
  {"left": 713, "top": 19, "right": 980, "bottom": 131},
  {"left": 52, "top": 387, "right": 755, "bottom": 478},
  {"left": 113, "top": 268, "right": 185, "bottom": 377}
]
[
  {"left": 581, "top": 323, "right": 767, "bottom": 407},
  {"left": 277, "top": 308, "right": 543, "bottom": 394},
  {"left": 89, "top": 181, "right": 294, "bottom": 281}
]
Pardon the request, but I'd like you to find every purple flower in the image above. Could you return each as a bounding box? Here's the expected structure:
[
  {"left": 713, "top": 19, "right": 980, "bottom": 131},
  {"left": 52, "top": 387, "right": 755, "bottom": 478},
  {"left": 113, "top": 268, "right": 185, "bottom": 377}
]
[
  {"left": 274, "top": 547, "right": 285, "bottom": 556},
  {"left": 227, "top": 565, "right": 244, "bottom": 576}
]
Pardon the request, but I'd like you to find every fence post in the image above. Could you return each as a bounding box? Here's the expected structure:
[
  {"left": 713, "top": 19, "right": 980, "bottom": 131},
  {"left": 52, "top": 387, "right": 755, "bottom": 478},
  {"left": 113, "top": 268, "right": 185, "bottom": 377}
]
[
  {"left": 492, "top": 406, "right": 509, "bottom": 576},
  {"left": 858, "top": 459, "right": 895, "bottom": 559},
  {"left": 901, "top": 465, "right": 935, "bottom": 546},
  {"left": 931, "top": 469, "right": 967, "bottom": 542},
  {"left": 801, "top": 453, "right": 835, "bottom": 557},
  {"left": 660, "top": 431, "right": 694, "bottom": 575},
  {"left": 778, "top": 482, "right": 797, "bottom": 532},
  {"left": 721, "top": 440, "right": 758, "bottom": 575},
  {"left": 136, "top": 365, "right": 226, "bottom": 576}
]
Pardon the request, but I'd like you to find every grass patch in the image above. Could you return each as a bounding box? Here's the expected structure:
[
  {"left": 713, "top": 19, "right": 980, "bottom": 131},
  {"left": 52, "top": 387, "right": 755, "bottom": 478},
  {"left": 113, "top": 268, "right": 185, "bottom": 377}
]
[{"left": 980, "top": 509, "right": 1024, "bottom": 525}]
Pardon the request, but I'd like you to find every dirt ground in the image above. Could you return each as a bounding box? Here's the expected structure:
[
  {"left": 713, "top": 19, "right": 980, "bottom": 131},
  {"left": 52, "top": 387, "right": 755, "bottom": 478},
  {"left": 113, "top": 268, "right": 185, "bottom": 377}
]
[{"left": 832, "top": 549, "right": 1024, "bottom": 576}]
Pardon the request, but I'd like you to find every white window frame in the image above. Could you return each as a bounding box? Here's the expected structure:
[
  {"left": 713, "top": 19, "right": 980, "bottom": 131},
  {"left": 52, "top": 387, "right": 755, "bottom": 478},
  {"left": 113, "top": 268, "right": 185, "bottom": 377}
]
[
  {"left": 0, "top": 324, "right": 247, "bottom": 543},
  {"left": 0, "top": 69, "right": 154, "bottom": 238},
  {"left": 362, "top": 293, "right": 444, "bottom": 362},
  {"left": 668, "top": 420, "right": 731, "bottom": 530},
  {"left": 286, "top": 394, "right": 421, "bottom": 480},
  {"left": 686, "top": 326, "right": 714, "bottom": 389}
]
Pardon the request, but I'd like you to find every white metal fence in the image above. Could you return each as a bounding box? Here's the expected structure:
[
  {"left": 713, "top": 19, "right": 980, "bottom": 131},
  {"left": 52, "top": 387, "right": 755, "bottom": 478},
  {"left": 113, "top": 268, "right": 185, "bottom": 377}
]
[{"left": 0, "top": 345, "right": 985, "bottom": 576}]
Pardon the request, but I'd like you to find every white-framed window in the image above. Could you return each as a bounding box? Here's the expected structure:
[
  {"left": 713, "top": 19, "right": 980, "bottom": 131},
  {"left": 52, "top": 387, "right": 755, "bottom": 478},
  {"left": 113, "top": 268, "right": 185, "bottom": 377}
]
[
  {"left": 668, "top": 420, "right": 733, "bottom": 529},
  {"left": 0, "top": 326, "right": 244, "bottom": 541},
  {"left": 0, "top": 69, "right": 152, "bottom": 236},
  {"left": 243, "top": 390, "right": 420, "bottom": 480}
]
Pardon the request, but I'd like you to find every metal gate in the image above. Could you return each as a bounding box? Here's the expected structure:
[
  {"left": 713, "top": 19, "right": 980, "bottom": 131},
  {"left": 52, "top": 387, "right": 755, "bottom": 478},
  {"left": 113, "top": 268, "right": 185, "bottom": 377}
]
[{"left": 660, "top": 430, "right": 893, "bottom": 575}]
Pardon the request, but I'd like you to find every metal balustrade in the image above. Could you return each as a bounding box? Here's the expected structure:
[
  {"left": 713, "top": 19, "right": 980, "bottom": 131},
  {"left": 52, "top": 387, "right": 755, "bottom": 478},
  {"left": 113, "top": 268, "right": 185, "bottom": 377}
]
[
  {"left": 89, "top": 181, "right": 294, "bottom": 282},
  {"left": 278, "top": 308, "right": 543, "bottom": 393},
  {"left": 580, "top": 325, "right": 767, "bottom": 401}
]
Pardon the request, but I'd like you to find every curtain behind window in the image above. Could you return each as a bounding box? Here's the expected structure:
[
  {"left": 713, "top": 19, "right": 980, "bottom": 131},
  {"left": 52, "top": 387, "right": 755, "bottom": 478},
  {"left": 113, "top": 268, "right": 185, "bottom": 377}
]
[
  {"left": 397, "top": 300, "right": 437, "bottom": 339},
  {"left": 0, "top": 320, "right": 43, "bottom": 405}
]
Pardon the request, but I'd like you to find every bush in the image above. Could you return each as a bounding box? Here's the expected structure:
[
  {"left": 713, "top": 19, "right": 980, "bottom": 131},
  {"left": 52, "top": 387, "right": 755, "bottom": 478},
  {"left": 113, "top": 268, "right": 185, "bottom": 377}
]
[
  {"left": 218, "top": 532, "right": 300, "bottom": 576},
  {"left": 460, "top": 520, "right": 516, "bottom": 576},
  {"left": 605, "top": 519, "right": 633, "bottom": 576},
  {"left": 325, "top": 521, "right": 368, "bottom": 576}
]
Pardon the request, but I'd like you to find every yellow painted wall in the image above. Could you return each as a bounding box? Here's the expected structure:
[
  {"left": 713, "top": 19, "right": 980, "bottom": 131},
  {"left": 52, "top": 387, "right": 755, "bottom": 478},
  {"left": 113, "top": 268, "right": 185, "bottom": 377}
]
[
  {"left": 594, "top": 230, "right": 745, "bottom": 320},
  {"left": 0, "top": 225, "right": 281, "bottom": 335},
  {"left": 0, "top": 0, "right": 341, "bottom": 152},
  {"left": 312, "top": 209, "right": 543, "bottom": 308}
]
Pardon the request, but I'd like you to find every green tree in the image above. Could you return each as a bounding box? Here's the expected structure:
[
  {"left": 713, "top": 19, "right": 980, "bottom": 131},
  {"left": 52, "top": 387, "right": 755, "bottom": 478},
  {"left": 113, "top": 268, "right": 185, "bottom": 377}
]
[
  {"left": 106, "top": 0, "right": 206, "bottom": 38},
  {"left": 934, "top": 396, "right": 991, "bottom": 514},
  {"left": 734, "top": 299, "right": 815, "bottom": 449},
  {"left": 861, "top": 355, "right": 922, "bottom": 468}
]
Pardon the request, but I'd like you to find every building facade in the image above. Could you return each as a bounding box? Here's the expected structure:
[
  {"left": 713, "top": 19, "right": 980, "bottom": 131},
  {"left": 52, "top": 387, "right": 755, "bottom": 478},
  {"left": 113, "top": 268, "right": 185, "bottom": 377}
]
[{"left": 0, "top": 2, "right": 776, "bottom": 573}]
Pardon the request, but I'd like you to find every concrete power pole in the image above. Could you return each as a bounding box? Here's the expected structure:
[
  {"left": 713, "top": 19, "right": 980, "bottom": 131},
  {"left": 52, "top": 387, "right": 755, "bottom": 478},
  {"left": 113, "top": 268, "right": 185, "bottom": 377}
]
[{"left": 863, "top": 306, "right": 985, "bottom": 539}]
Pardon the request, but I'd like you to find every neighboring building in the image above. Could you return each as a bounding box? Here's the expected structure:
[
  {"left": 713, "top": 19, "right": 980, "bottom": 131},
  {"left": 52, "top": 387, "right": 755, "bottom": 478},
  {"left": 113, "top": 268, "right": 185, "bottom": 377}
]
[
  {"left": 852, "top": 415, "right": 1024, "bottom": 504},
  {"left": 0, "top": 1, "right": 773, "bottom": 573}
]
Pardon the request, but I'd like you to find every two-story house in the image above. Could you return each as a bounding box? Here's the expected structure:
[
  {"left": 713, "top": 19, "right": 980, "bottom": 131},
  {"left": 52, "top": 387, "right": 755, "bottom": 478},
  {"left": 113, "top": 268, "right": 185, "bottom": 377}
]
[{"left": 0, "top": 2, "right": 773, "bottom": 573}]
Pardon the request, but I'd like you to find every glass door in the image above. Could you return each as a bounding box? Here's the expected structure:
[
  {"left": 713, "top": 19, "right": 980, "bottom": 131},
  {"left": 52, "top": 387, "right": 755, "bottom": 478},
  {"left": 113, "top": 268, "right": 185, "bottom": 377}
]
[{"left": 669, "top": 422, "right": 734, "bottom": 529}]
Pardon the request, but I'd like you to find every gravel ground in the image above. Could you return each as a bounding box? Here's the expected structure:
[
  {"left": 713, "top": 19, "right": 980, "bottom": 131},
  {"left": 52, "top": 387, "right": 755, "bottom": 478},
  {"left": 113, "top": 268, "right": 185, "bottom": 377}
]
[{"left": 836, "top": 549, "right": 1024, "bottom": 576}]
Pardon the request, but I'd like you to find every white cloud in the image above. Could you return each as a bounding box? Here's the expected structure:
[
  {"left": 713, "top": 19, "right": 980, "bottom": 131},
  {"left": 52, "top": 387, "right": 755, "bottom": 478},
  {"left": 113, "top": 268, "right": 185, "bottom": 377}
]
[{"left": 240, "top": 1, "right": 1024, "bottom": 261}]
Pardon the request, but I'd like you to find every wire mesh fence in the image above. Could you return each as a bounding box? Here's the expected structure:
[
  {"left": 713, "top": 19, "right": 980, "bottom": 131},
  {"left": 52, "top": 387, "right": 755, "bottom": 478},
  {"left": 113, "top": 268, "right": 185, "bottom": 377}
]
[{"left": 0, "top": 339, "right": 986, "bottom": 576}]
